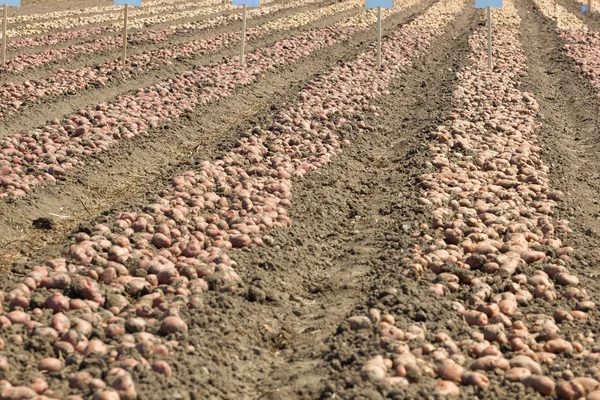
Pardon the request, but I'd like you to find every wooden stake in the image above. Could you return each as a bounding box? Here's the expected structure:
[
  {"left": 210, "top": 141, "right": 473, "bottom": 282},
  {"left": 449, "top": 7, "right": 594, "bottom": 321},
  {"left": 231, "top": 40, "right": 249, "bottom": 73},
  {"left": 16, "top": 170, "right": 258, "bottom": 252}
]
[
  {"left": 588, "top": 0, "right": 592, "bottom": 14},
  {"left": 2, "top": 4, "right": 7, "bottom": 67},
  {"left": 377, "top": 6, "right": 381, "bottom": 69},
  {"left": 487, "top": 6, "right": 492, "bottom": 70},
  {"left": 240, "top": 4, "right": 247, "bottom": 65},
  {"left": 122, "top": 3, "right": 128, "bottom": 67}
]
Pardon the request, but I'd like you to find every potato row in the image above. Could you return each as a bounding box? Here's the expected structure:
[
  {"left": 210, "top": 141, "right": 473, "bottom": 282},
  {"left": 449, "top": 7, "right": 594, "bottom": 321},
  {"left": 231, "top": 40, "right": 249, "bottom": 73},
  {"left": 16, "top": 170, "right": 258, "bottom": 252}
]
[{"left": 357, "top": 3, "right": 600, "bottom": 398}]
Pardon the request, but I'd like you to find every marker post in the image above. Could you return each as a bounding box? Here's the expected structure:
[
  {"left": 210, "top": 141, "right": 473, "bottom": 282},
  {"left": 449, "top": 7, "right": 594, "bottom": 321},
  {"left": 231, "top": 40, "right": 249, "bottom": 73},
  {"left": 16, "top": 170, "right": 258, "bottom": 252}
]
[
  {"left": 377, "top": 6, "right": 381, "bottom": 68},
  {"left": 241, "top": 4, "right": 246, "bottom": 64},
  {"left": 232, "top": 0, "right": 259, "bottom": 65},
  {"left": 114, "top": 0, "right": 142, "bottom": 67},
  {"left": 475, "top": 0, "right": 502, "bottom": 70},
  {"left": 366, "top": 0, "right": 392, "bottom": 70},
  {"left": 487, "top": 6, "right": 491, "bottom": 69},
  {"left": 122, "top": 4, "right": 128, "bottom": 66},
  {"left": 1, "top": 0, "right": 20, "bottom": 68}
]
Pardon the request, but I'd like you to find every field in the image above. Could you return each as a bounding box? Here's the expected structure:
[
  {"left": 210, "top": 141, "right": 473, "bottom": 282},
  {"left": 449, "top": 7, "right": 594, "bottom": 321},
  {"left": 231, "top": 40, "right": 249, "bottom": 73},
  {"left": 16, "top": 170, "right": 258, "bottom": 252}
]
[{"left": 3, "top": 0, "right": 600, "bottom": 398}]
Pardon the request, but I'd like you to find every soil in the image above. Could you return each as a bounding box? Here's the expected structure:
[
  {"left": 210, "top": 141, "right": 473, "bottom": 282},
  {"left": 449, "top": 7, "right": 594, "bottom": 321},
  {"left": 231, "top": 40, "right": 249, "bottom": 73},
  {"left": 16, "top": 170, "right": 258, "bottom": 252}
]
[{"left": 5, "top": 0, "right": 600, "bottom": 398}]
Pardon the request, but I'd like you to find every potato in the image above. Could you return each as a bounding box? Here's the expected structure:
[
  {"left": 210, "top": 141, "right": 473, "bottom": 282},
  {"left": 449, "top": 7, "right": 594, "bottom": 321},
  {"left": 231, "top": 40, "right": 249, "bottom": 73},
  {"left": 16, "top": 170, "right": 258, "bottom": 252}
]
[
  {"left": 505, "top": 367, "right": 531, "bottom": 382},
  {"left": 159, "top": 316, "right": 188, "bottom": 335},
  {"left": 481, "top": 348, "right": 510, "bottom": 364},
  {"left": 463, "top": 310, "right": 488, "bottom": 326},
  {"left": 437, "top": 360, "right": 464, "bottom": 383},
  {"left": 38, "top": 357, "right": 63, "bottom": 373},
  {"left": 462, "top": 372, "right": 490, "bottom": 389},
  {"left": 436, "top": 380, "right": 460, "bottom": 396},
  {"left": 524, "top": 375, "right": 555, "bottom": 396},
  {"left": 152, "top": 361, "right": 173, "bottom": 377}
]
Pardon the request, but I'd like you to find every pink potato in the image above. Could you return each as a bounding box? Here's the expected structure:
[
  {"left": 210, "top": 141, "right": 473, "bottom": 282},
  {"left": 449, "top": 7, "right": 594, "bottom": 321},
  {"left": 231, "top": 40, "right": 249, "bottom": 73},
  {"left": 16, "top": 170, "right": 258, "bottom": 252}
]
[
  {"left": 438, "top": 361, "right": 464, "bottom": 383},
  {"left": 0, "top": 386, "right": 37, "bottom": 400},
  {"left": 361, "top": 356, "right": 387, "bottom": 381},
  {"left": 69, "top": 372, "right": 93, "bottom": 390},
  {"left": 572, "top": 377, "right": 599, "bottom": 393},
  {"left": 544, "top": 339, "right": 573, "bottom": 354},
  {"left": 0, "top": 356, "right": 8, "bottom": 372},
  {"left": 51, "top": 313, "right": 70, "bottom": 332},
  {"left": 92, "top": 391, "right": 121, "bottom": 400},
  {"left": 588, "top": 391, "right": 600, "bottom": 400},
  {"left": 556, "top": 380, "right": 585, "bottom": 399},
  {"left": 152, "top": 361, "right": 172, "bottom": 377},
  {"left": 436, "top": 380, "right": 460, "bottom": 396},
  {"left": 524, "top": 375, "right": 555, "bottom": 396},
  {"left": 84, "top": 339, "right": 107, "bottom": 357},
  {"left": 462, "top": 372, "right": 490, "bottom": 389},
  {"left": 230, "top": 234, "right": 252, "bottom": 248},
  {"left": 160, "top": 316, "right": 188, "bottom": 335},
  {"left": 38, "top": 357, "right": 63, "bottom": 373},
  {"left": 505, "top": 367, "right": 531, "bottom": 382},
  {"left": 45, "top": 293, "right": 70, "bottom": 313},
  {"left": 470, "top": 355, "right": 509, "bottom": 371},
  {"left": 463, "top": 310, "right": 488, "bottom": 326},
  {"left": 509, "top": 355, "right": 542, "bottom": 374},
  {"left": 6, "top": 311, "right": 29, "bottom": 324},
  {"left": 32, "top": 378, "right": 48, "bottom": 394}
]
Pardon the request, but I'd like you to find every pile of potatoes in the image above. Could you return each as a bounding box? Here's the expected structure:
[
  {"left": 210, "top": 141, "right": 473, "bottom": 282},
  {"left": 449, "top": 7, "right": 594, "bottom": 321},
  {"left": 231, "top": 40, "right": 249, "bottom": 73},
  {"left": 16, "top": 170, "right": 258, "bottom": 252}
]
[
  {"left": 121, "top": 1, "right": 253, "bottom": 31},
  {"left": 0, "top": 1, "right": 465, "bottom": 397},
  {"left": 0, "top": 26, "right": 359, "bottom": 198},
  {"left": 7, "top": 27, "right": 113, "bottom": 51},
  {"left": 562, "top": 30, "right": 600, "bottom": 94},
  {"left": 6, "top": 0, "right": 321, "bottom": 40},
  {"left": 255, "top": 0, "right": 361, "bottom": 34},
  {"left": 5, "top": 0, "right": 217, "bottom": 52},
  {"left": 409, "top": 0, "right": 464, "bottom": 29},
  {"left": 358, "top": 21, "right": 600, "bottom": 398},
  {"left": 335, "top": 0, "right": 421, "bottom": 28},
  {"left": 6, "top": 0, "right": 237, "bottom": 38},
  {"left": 540, "top": 4, "right": 600, "bottom": 115},
  {"left": 532, "top": 0, "right": 587, "bottom": 31},
  {"left": 0, "top": 0, "right": 360, "bottom": 115},
  {"left": 8, "top": 0, "right": 201, "bottom": 25}
]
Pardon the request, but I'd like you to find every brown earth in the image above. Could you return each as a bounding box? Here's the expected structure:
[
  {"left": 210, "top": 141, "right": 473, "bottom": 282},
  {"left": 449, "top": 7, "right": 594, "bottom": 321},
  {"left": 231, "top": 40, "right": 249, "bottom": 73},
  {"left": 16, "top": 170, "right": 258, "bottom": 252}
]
[{"left": 5, "top": 0, "right": 600, "bottom": 398}]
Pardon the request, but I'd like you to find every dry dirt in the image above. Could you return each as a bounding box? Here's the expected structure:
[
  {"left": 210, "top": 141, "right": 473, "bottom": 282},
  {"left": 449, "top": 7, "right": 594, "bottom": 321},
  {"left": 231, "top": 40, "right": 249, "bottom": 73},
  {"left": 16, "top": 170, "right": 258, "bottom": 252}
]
[{"left": 5, "top": 0, "right": 600, "bottom": 398}]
